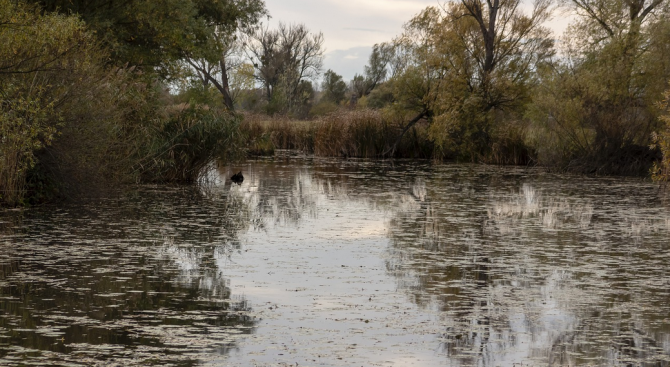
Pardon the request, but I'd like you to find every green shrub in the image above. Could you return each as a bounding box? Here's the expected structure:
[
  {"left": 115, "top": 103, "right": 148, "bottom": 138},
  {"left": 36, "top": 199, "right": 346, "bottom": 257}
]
[
  {"left": 652, "top": 86, "right": 670, "bottom": 182},
  {"left": 0, "top": 0, "right": 101, "bottom": 205},
  {"left": 309, "top": 101, "right": 339, "bottom": 117},
  {"left": 136, "top": 104, "right": 243, "bottom": 183}
]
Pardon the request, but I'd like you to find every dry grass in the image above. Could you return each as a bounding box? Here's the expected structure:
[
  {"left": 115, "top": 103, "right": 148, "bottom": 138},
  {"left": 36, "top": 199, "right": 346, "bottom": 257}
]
[
  {"left": 487, "top": 121, "right": 534, "bottom": 166},
  {"left": 240, "top": 109, "right": 433, "bottom": 159}
]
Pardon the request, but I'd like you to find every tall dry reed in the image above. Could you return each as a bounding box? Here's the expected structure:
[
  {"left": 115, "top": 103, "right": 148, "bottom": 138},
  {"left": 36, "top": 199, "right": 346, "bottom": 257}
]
[{"left": 240, "top": 109, "right": 433, "bottom": 159}]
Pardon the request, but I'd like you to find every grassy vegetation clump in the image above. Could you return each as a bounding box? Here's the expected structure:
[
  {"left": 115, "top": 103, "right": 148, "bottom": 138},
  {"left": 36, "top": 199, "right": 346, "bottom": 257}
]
[
  {"left": 313, "top": 109, "right": 431, "bottom": 158},
  {"left": 240, "top": 113, "right": 314, "bottom": 155},
  {"left": 137, "top": 104, "right": 243, "bottom": 183}
]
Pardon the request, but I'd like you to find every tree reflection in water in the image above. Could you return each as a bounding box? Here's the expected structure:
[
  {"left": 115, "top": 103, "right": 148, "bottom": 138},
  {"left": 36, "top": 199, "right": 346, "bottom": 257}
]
[
  {"left": 0, "top": 186, "right": 256, "bottom": 366},
  {"left": 218, "top": 159, "right": 670, "bottom": 366},
  {"left": 385, "top": 167, "right": 670, "bottom": 366},
  {"left": 1, "top": 158, "right": 670, "bottom": 366}
]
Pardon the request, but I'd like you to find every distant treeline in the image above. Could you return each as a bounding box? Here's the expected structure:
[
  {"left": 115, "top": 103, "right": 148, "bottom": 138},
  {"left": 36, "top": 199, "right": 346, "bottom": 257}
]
[{"left": 2, "top": 0, "right": 670, "bottom": 206}]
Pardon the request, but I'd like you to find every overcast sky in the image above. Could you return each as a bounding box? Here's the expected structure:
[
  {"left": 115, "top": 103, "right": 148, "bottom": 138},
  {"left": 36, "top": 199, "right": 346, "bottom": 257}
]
[{"left": 262, "top": 0, "right": 571, "bottom": 83}]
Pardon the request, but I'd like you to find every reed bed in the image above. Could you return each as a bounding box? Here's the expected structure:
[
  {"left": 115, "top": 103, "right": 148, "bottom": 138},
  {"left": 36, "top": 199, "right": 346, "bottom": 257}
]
[{"left": 240, "top": 109, "right": 433, "bottom": 159}]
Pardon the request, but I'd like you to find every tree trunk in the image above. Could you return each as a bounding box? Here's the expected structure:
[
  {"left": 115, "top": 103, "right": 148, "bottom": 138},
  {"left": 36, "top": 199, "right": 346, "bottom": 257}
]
[
  {"left": 462, "top": 0, "right": 499, "bottom": 106},
  {"left": 381, "top": 109, "right": 428, "bottom": 157},
  {"left": 218, "top": 57, "right": 235, "bottom": 111}
]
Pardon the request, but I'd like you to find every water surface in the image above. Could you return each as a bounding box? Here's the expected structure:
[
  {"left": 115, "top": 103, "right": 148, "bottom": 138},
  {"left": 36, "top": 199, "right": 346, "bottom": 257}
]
[{"left": 1, "top": 155, "right": 669, "bottom": 366}]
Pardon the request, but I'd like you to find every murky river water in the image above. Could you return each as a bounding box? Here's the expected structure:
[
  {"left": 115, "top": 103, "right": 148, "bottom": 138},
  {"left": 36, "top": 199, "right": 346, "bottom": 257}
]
[{"left": 1, "top": 155, "right": 670, "bottom": 366}]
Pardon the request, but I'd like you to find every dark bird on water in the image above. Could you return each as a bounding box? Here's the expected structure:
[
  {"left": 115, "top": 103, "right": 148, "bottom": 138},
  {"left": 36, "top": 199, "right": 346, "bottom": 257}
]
[{"left": 231, "top": 171, "right": 244, "bottom": 184}]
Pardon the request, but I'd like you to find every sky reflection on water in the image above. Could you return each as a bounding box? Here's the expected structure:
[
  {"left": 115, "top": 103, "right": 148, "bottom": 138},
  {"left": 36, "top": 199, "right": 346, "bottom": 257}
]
[{"left": 1, "top": 156, "right": 670, "bottom": 366}]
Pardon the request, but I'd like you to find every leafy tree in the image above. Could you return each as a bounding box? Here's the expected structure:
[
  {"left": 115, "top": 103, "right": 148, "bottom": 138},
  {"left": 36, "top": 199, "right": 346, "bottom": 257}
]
[
  {"left": 349, "top": 74, "right": 368, "bottom": 101},
  {"left": 0, "top": 0, "right": 102, "bottom": 205},
  {"left": 349, "top": 43, "right": 394, "bottom": 102},
  {"left": 364, "top": 44, "right": 393, "bottom": 91},
  {"left": 1, "top": 0, "right": 252, "bottom": 206},
  {"left": 321, "top": 70, "right": 347, "bottom": 104},
  {"left": 184, "top": 0, "right": 267, "bottom": 111},
  {"left": 293, "top": 80, "right": 316, "bottom": 118},
  {"left": 366, "top": 83, "right": 396, "bottom": 109},
  {"left": 380, "top": 2, "right": 553, "bottom": 159},
  {"left": 458, "top": 0, "right": 551, "bottom": 95},
  {"left": 229, "top": 63, "right": 257, "bottom": 105},
  {"left": 30, "top": 0, "right": 267, "bottom": 76},
  {"left": 527, "top": 0, "right": 670, "bottom": 174}
]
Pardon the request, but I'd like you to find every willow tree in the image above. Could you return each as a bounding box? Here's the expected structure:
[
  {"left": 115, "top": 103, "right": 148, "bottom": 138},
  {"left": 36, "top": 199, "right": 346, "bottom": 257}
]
[
  {"left": 385, "top": 1, "right": 553, "bottom": 160},
  {"left": 527, "top": 0, "right": 670, "bottom": 174},
  {"left": 349, "top": 43, "right": 395, "bottom": 102}
]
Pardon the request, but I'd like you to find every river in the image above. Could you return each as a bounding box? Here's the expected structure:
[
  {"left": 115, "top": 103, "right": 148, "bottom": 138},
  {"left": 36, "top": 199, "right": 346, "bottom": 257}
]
[{"left": 1, "top": 154, "right": 669, "bottom": 366}]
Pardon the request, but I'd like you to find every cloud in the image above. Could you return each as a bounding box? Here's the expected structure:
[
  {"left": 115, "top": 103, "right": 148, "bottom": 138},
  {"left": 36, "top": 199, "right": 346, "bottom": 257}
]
[
  {"left": 323, "top": 46, "right": 373, "bottom": 82},
  {"left": 262, "top": 0, "right": 573, "bottom": 84},
  {"left": 342, "top": 27, "right": 387, "bottom": 33},
  {"left": 261, "top": 0, "right": 435, "bottom": 79},
  {"left": 263, "top": 0, "right": 433, "bottom": 50}
]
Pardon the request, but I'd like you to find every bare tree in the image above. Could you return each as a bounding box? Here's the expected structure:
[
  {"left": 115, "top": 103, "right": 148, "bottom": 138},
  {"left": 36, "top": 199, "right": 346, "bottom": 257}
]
[{"left": 244, "top": 22, "right": 324, "bottom": 113}]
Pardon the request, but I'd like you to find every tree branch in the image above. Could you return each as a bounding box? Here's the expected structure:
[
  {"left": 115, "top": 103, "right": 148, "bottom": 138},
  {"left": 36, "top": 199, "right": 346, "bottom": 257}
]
[{"left": 381, "top": 109, "right": 429, "bottom": 157}]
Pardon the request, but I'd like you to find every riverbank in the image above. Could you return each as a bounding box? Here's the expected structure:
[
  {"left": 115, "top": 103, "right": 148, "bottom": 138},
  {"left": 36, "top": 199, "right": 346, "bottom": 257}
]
[{"left": 239, "top": 110, "right": 661, "bottom": 177}]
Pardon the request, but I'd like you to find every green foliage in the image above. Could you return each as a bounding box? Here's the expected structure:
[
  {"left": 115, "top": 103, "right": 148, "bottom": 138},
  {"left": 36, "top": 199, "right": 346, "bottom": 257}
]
[
  {"left": 30, "top": 0, "right": 267, "bottom": 74},
  {"left": 349, "top": 74, "right": 367, "bottom": 101},
  {"left": 1, "top": 1, "right": 247, "bottom": 206},
  {"left": 236, "top": 88, "right": 266, "bottom": 112},
  {"left": 265, "top": 76, "right": 315, "bottom": 118},
  {"left": 321, "top": 70, "right": 347, "bottom": 104},
  {"left": 137, "top": 104, "right": 243, "bottom": 183},
  {"left": 349, "top": 43, "right": 394, "bottom": 103},
  {"left": 176, "top": 80, "right": 224, "bottom": 107},
  {"left": 0, "top": 89, "right": 58, "bottom": 205},
  {"left": 366, "top": 83, "right": 395, "bottom": 109},
  {"left": 379, "top": 2, "right": 551, "bottom": 162},
  {"left": 652, "top": 85, "right": 670, "bottom": 182},
  {"left": 526, "top": 1, "right": 669, "bottom": 175},
  {"left": 230, "top": 63, "right": 257, "bottom": 106},
  {"left": 0, "top": 0, "right": 101, "bottom": 205}
]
